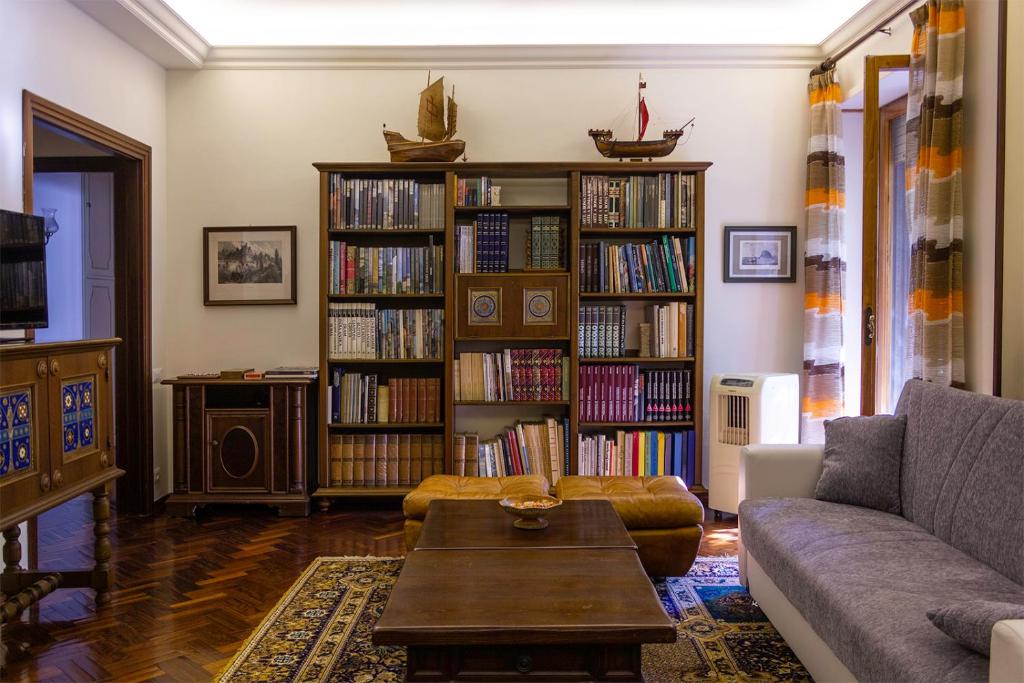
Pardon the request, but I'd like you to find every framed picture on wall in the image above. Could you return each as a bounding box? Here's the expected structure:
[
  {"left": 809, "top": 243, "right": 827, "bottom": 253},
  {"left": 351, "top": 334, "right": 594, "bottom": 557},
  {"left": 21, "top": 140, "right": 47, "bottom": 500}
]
[
  {"left": 204, "top": 226, "right": 297, "bottom": 305},
  {"left": 723, "top": 226, "right": 797, "bottom": 283}
]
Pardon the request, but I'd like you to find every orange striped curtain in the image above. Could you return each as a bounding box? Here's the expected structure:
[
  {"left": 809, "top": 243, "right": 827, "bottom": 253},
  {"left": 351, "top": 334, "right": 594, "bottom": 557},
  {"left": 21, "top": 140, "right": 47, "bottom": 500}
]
[
  {"left": 802, "top": 69, "right": 846, "bottom": 443},
  {"left": 906, "top": 0, "right": 965, "bottom": 386}
]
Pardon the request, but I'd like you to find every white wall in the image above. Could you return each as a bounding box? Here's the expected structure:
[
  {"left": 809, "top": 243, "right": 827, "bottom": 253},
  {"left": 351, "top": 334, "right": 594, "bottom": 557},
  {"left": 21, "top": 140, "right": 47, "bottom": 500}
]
[
  {"left": 32, "top": 173, "right": 84, "bottom": 343},
  {"left": 0, "top": 0, "right": 167, "bottom": 495},
  {"left": 835, "top": 0, "right": 1001, "bottom": 395},
  {"left": 166, "top": 67, "right": 811, "bottom": 485}
]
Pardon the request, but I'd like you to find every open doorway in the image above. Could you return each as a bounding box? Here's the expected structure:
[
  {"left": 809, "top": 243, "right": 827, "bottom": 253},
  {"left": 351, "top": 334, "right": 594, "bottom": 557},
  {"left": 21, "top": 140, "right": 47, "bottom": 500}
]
[{"left": 22, "top": 91, "right": 154, "bottom": 516}]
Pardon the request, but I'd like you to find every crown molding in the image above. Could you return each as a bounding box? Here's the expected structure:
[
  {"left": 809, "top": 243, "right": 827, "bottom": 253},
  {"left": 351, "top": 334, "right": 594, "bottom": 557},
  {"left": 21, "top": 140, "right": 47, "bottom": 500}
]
[
  {"left": 71, "top": 0, "right": 208, "bottom": 68},
  {"left": 819, "top": 0, "right": 912, "bottom": 58},
  {"left": 199, "top": 44, "right": 823, "bottom": 70}
]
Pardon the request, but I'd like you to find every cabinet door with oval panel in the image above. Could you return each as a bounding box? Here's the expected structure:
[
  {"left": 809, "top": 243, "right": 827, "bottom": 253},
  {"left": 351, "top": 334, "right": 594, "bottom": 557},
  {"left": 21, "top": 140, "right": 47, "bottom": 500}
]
[{"left": 206, "top": 411, "right": 271, "bottom": 492}]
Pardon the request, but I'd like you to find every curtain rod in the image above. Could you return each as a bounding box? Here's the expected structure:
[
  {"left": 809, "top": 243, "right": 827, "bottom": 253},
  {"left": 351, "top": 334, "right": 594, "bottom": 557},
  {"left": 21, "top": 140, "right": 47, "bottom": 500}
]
[{"left": 811, "top": 0, "right": 921, "bottom": 76}]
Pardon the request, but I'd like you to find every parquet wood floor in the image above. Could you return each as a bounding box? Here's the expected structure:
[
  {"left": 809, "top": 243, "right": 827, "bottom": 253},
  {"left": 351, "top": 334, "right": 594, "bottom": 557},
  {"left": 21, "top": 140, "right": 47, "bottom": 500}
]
[{"left": 1, "top": 496, "right": 738, "bottom": 682}]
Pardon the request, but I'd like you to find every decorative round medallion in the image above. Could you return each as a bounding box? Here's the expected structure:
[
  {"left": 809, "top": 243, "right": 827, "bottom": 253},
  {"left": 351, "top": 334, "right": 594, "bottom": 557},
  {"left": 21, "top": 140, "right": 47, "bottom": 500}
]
[
  {"left": 471, "top": 294, "right": 497, "bottom": 320},
  {"left": 527, "top": 293, "right": 552, "bottom": 319},
  {"left": 100, "top": 451, "right": 109, "bottom": 467},
  {"left": 50, "top": 359, "right": 60, "bottom": 376},
  {"left": 97, "top": 353, "right": 107, "bottom": 369},
  {"left": 37, "top": 360, "right": 47, "bottom": 378}
]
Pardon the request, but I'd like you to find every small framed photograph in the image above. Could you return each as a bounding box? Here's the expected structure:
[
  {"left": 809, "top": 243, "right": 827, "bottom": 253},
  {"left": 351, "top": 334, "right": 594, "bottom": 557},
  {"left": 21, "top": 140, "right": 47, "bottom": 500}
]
[
  {"left": 723, "top": 226, "right": 797, "bottom": 283},
  {"left": 204, "top": 226, "right": 297, "bottom": 305}
]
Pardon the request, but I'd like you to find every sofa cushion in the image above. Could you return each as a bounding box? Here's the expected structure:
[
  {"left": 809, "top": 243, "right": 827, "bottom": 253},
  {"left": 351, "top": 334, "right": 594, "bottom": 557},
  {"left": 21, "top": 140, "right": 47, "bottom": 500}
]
[
  {"left": 815, "top": 414, "right": 906, "bottom": 514},
  {"left": 740, "top": 497, "right": 1024, "bottom": 682},
  {"left": 896, "top": 379, "right": 1024, "bottom": 584},
  {"left": 928, "top": 600, "right": 1024, "bottom": 656},
  {"left": 555, "top": 476, "right": 703, "bottom": 529},
  {"left": 402, "top": 474, "right": 549, "bottom": 521}
]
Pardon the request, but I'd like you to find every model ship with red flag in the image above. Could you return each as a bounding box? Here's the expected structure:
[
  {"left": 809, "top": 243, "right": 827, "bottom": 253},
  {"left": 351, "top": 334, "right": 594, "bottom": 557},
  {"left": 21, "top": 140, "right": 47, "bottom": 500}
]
[{"left": 588, "top": 74, "right": 695, "bottom": 160}]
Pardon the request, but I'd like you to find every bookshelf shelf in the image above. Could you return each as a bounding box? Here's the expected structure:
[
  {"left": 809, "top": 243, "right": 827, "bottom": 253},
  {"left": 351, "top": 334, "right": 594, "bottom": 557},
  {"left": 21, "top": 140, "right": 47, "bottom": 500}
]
[
  {"left": 579, "top": 228, "right": 697, "bottom": 236},
  {"left": 455, "top": 401, "right": 570, "bottom": 407},
  {"left": 579, "top": 292, "right": 696, "bottom": 300},
  {"left": 327, "top": 229, "right": 445, "bottom": 236},
  {"left": 316, "top": 162, "right": 709, "bottom": 501},
  {"left": 313, "top": 486, "right": 414, "bottom": 497},
  {"left": 328, "top": 422, "right": 445, "bottom": 429},
  {"left": 454, "top": 204, "right": 570, "bottom": 214},
  {"left": 327, "top": 358, "right": 444, "bottom": 364},
  {"left": 579, "top": 356, "right": 695, "bottom": 364},
  {"left": 327, "top": 293, "right": 444, "bottom": 301},
  {"left": 579, "top": 421, "right": 696, "bottom": 429}
]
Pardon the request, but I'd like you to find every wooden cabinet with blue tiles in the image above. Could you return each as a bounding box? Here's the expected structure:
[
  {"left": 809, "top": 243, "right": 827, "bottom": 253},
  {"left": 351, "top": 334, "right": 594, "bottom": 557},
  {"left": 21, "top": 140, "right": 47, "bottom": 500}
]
[{"left": 1, "top": 338, "right": 124, "bottom": 616}]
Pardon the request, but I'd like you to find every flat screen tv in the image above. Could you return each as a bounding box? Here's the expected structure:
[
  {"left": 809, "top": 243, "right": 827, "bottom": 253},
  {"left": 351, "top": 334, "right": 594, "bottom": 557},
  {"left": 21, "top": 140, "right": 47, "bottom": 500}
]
[{"left": 0, "top": 209, "right": 49, "bottom": 330}]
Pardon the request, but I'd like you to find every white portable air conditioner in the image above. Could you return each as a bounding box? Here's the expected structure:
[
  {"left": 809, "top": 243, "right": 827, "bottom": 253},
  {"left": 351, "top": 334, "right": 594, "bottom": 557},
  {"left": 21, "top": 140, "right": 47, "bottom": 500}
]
[{"left": 708, "top": 373, "right": 799, "bottom": 516}]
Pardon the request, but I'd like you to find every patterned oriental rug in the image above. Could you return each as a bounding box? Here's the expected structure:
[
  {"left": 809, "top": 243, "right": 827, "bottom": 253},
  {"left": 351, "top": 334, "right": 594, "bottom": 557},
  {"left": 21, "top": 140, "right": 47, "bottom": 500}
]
[{"left": 216, "top": 556, "right": 810, "bottom": 682}]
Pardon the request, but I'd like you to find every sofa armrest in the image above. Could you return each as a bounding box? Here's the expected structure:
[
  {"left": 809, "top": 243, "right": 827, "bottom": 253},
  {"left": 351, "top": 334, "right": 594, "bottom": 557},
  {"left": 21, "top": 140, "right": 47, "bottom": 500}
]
[
  {"left": 739, "top": 444, "right": 824, "bottom": 502},
  {"left": 991, "top": 619, "right": 1024, "bottom": 683}
]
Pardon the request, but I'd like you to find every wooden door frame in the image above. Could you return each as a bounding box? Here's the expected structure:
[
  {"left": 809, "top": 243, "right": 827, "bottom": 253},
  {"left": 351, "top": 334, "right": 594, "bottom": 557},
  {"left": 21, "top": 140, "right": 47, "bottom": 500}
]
[
  {"left": 861, "top": 55, "right": 910, "bottom": 416},
  {"left": 23, "top": 91, "right": 154, "bottom": 515}
]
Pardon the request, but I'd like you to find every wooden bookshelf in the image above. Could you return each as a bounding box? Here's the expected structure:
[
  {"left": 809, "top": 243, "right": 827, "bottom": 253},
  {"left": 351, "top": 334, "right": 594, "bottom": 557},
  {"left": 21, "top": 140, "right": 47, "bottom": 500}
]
[{"left": 314, "top": 162, "right": 710, "bottom": 500}]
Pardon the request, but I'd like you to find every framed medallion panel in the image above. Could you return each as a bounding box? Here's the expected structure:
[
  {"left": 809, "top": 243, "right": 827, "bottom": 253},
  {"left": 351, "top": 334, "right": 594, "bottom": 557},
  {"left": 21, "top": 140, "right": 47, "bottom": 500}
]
[{"left": 456, "top": 273, "right": 568, "bottom": 340}]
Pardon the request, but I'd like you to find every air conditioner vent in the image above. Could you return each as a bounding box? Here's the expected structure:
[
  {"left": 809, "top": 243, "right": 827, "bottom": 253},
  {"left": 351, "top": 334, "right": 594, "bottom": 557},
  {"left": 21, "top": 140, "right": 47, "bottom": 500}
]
[{"left": 717, "top": 394, "right": 749, "bottom": 446}]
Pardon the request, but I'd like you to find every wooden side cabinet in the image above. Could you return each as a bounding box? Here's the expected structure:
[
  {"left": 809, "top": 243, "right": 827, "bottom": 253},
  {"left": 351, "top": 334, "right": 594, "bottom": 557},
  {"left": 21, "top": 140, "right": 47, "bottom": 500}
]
[
  {"left": 1, "top": 338, "right": 124, "bottom": 616},
  {"left": 162, "top": 378, "right": 317, "bottom": 517}
]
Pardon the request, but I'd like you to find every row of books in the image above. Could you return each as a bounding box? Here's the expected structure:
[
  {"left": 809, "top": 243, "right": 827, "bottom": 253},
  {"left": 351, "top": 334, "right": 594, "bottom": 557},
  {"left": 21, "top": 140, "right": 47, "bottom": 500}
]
[
  {"left": 329, "top": 372, "right": 441, "bottom": 424},
  {"left": 454, "top": 349, "right": 567, "bottom": 402},
  {"left": 579, "top": 305, "right": 626, "bottom": 358},
  {"left": 454, "top": 213, "right": 509, "bottom": 273},
  {"left": 327, "top": 241, "right": 443, "bottom": 295},
  {"left": 647, "top": 302, "right": 696, "bottom": 358},
  {"left": 453, "top": 418, "right": 570, "bottom": 483},
  {"left": 579, "top": 236, "right": 696, "bottom": 293},
  {"left": 0, "top": 210, "right": 45, "bottom": 246},
  {"left": 579, "top": 366, "right": 693, "bottom": 423},
  {"left": 327, "top": 433, "right": 443, "bottom": 487},
  {"left": 0, "top": 261, "right": 46, "bottom": 310},
  {"left": 580, "top": 173, "right": 695, "bottom": 228},
  {"left": 327, "top": 175, "right": 445, "bottom": 230},
  {"left": 454, "top": 176, "right": 497, "bottom": 206},
  {"left": 327, "top": 304, "right": 443, "bottom": 359},
  {"left": 577, "top": 430, "right": 696, "bottom": 486},
  {"left": 527, "top": 217, "right": 564, "bottom": 270}
]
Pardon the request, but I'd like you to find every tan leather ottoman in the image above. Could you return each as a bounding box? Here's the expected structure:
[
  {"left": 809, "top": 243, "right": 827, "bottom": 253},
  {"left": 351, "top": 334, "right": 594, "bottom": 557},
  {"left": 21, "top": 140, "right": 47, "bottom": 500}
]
[
  {"left": 555, "top": 476, "right": 704, "bottom": 577},
  {"left": 403, "top": 474, "right": 550, "bottom": 550}
]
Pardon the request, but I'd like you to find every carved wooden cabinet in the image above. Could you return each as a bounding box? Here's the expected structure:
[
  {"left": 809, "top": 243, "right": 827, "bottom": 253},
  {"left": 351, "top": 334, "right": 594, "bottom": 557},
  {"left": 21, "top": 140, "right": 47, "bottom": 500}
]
[
  {"left": 1, "top": 338, "right": 124, "bottom": 612},
  {"left": 162, "top": 378, "right": 317, "bottom": 517}
]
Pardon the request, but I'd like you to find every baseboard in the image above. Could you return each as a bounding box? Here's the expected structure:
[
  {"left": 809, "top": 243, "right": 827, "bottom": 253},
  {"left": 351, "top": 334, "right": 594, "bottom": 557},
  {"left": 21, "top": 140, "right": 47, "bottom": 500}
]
[{"left": 745, "top": 551, "right": 857, "bottom": 683}]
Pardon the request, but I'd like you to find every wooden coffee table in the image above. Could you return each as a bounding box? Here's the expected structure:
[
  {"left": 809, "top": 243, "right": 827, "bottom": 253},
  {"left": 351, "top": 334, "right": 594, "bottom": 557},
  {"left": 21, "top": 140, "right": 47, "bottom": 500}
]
[{"left": 373, "top": 500, "right": 676, "bottom": 682}]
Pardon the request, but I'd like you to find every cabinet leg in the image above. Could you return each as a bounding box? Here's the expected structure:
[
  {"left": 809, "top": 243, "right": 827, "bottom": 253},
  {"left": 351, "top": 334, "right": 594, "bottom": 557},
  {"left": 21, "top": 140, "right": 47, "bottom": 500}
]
[
  {"left": 317, "top": 498, "right": 331, "bottom": 513},
  {"left": 2, "top": 526, "right": 23, "bottom": 574},
  {"left": 92, "top": 484, "right": 112, "bottom": 608}
]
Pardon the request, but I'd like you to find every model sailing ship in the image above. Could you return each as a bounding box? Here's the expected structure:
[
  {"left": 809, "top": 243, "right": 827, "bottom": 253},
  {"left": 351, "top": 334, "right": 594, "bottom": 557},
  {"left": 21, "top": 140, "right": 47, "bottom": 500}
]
[
  {"left": 589, "top": 74, "right": 695, "bottom": 160},
  {"left": 383, "top": 73, "right": 465, "bottom": 162}
]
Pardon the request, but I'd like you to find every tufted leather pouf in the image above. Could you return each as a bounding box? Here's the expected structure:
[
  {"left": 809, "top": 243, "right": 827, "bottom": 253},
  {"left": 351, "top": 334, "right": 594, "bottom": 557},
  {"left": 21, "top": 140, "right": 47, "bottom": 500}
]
[
  {"left": 402, "top": 474, "right": 550, "bottom": 550},
  {"left": 555, "top": 476, "right": 704, "bottom": 577}
]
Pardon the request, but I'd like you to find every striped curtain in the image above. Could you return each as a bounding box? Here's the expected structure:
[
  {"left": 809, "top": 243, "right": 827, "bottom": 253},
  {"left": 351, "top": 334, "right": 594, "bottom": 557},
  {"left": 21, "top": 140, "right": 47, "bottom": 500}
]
[
  {"left": 802, "top": 68, "right": 846, "bottom": 443},
  {"left": 906, "top": 0, "right": 966, "bottom": 386}
]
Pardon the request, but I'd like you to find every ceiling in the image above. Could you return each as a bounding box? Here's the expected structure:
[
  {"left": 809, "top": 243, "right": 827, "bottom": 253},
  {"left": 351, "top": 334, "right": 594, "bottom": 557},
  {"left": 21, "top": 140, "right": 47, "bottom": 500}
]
[
  {"left": 68, "top": 0, "right": 906, "bottom": 69},
  {"left": 159, "top": 0, "right": 874, "bottom": 47}
]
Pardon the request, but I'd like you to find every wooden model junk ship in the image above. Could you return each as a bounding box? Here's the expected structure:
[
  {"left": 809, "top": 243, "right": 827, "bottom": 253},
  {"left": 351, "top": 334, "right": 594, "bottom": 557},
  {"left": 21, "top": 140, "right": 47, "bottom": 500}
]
[
  {"left": 589, "top": 74, "right": 694, "bottom": 160},
  {"left": 383, "top": 74, "right": 465, "bottom": 162}
]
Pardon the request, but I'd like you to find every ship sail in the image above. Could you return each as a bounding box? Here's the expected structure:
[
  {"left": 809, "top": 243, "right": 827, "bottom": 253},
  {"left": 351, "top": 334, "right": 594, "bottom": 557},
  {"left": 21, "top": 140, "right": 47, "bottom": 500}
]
[
  {"left": 417, "top": 77, "right": 446, "bottom": 142},
  {"left": 445, "top": 95, "right": 458, "bottom": 140}
]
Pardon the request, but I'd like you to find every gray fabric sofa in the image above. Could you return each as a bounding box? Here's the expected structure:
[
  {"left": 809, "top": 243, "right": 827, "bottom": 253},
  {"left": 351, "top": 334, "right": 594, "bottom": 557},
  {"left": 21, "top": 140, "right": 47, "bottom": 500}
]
[{"left": 738, "top": 380, "right": 1024, "bottom": 682}]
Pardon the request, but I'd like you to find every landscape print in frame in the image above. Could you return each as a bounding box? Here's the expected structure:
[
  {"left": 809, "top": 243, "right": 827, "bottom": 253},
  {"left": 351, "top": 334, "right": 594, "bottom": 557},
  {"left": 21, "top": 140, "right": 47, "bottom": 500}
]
[{"left": 204, "top": 226, "right": 297, "bottom": 305}]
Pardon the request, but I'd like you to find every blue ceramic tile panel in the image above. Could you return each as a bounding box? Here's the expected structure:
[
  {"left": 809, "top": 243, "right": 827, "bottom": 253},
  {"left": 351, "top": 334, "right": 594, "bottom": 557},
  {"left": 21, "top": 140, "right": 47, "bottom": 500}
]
[
  {"left": 0, "top": 391, "right": 32, "bottom": 477},
  {"left": 61, "top": 379, "right": 95, "bottom": 453}
]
